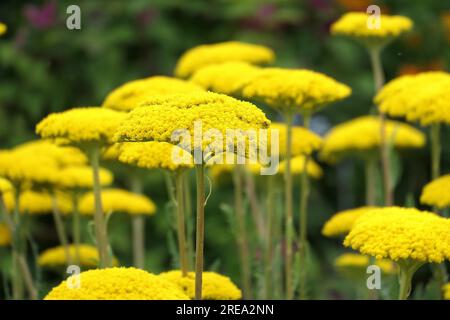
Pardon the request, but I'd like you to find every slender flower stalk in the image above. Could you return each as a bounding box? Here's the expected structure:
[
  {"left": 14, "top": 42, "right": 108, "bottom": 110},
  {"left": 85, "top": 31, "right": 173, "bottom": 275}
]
[
  {"left": 232, "top": 165, "right": 252, "bottom": 299},
  {"left": 50, "top": 194, "right": 72, "bottom": 266},
  {"left": 89, "top": 147, "right": 110, "bottom": 268},
  {"left": 194, "top": 163, "right": 205, "bottom": 300},
  {"left": 264, "top": 175, "right": 275, "bottom": 299},
  {"left": 365, "top": 155, "right": 377, "bottom": 206},
  {"left": 71, "top": 192, "right": 81, "bottom": 266},
  {"left": 175, "top": 171, "right": 189, "bottom": 276},
  {"left": 243, "top": 169, "right": 265, "bottom": 242},
  {"left": 130, "top": 174, "right": 145, "bottom": 269},
  {"left": 397, "top": 260, "right": 424, "bottom": 300},
  {"left": 183, "top": 174, "right": 194, "bottom": 270}
]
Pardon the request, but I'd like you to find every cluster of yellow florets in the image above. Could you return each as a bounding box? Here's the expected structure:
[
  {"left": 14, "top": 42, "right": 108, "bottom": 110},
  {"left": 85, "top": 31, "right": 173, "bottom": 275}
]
[
  {"left": 36, "top": 107, "right": 127, "bottom": 146},
  {"left": 322, "top": 206, "right": 377, "bottom": 237},
  {"left": 79, "top": 188, "right": 156, "bottom": 216},
  {"left": 420, "top": 174, "right": 450, "bottom": 209},
  {"left": 58, "top": 165, "right": 113, "bottom": 190},
  {"left": 444, "top": 283, "right": 450, "bottom": 300},
  {"left": 3, "top": 190, "right": 72, "bottom": 215},
  {"left": 117, "top": 141, "right": 193, "bottom": 171},
  {"left": 175, "top": 41, "right": 275, "bottom": 78},
  {"left": 102, "top": 76, "right": 204, "bottom": 111},
  {"left": 0, "top": 223, "right": 11, "bottom": 246},
  {"left": 375, "top": 71, "right": 450, "bottom": 126},
  {"left": 0, "top": 23, "right": 6, "bottom": 36},
  {"left": 344, "top": 207, "right": 450, "bottom": 263},
  {"left": 38, "top": 244, "right": 119, "bottom": 268},
  {"left": 0, "top": 177, "right": 12, "bottom": 194},
  {"left": 242, "top": 68, "right": 351, "bottom": 115},
  {"left": 331, "top": 12, "right": 413, "bottom": 42},
  {"left": 320, "top": 116, "right": 425, "bottom": 162},
  {"left": 159, "top": 270, "right": 242, "bottom": 300},
  {"left": 278, "top": 155, "right": 323, "bottom": 179},
  {"left": 190, "top": 61, "right": 262, "bottom": 96},
  {"left": 44, "top": 267, "right": 189, "bottom": 300},
  {"left": 270, "top": 122, "right": 322, "bottom": 157},
  {"left": 334, "top": 253, "right": 396, "bottom": 274}
]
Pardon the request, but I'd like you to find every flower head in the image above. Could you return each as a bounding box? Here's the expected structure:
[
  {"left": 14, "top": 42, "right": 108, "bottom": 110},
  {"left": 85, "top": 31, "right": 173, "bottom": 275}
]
[
  {"left": 175, "top": 41, "right": 275, "bottom": 78},
  {"left": 0, "top": 178, "right": 13, "bottom": 194},
  {"left": 58, "top": 166, "right": 113, "bottom": 191},
  {"left": 270, "top": 122, "right": 322, "bottom": 157},
  {"left": 190, "top": 62, "right": 262, "bottom": 96},
  {"left": 102, "top": 76, "right": 204, "bottom": 111},
  {"left": 3, "top": 190, "right": 72, "bottom": 215},
  {"left": 159, "top": 270, "right": 241, "bottom": 300},
  {"left": 44, "top": 267, "right": 189, "bottom": 300},
  {"left": 38, "top": 244, "right": 119, "bottom": 268},
  {"left": 320, "top": 116, "right": 425, "bottom": 163},
  {"left": 375, "top": 71, "right": 450, "bottom": 126},
  {"left": 420, "top": 174, "right": 450, "bottom": 209},
  {"left": 242, "top": 68, "right": 351, "bottom": 115},
  {"left": 331, "top": 12, "right": 413, "bottom": 47},
  {"left": 79, "top": 188, "right": 156, "bottom": 216},
  {"left": 0, "top": 23, "right": 6, "bottom": 36},
  {"left": 334, "top": 253, "right": 396, "bottom": 274},
  {"left": 118, "top": 142, "right": 193, "bottom": 171},
  {"left": 322, "top": 206, "right": 378, "bottom": 237},
  {"left": 444, "top": 283, "right": 450, "bottom": 300},
  {"left": 344, "top": 207, "right": 450, "bottom": 263},
  {"left": 278, "top": 155, "right": 323, "bottom": 179},
  {"left": 36, "top": 107, "right": 127, "bottom": 147},
  {"left": 0, "top": 223, "right": 11, "bottom": 246}
]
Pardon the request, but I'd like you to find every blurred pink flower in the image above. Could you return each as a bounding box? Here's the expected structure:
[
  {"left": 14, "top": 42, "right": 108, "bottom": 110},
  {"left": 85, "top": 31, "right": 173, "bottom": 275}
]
[{"left": 24, "top": 1, "right": 57, "bottom": 29}]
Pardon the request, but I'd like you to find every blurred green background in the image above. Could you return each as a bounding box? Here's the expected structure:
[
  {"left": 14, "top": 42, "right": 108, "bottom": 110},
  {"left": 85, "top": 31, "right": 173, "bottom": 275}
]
[{"left": 1, "top": 0, "right": 450, "bottom": 299}]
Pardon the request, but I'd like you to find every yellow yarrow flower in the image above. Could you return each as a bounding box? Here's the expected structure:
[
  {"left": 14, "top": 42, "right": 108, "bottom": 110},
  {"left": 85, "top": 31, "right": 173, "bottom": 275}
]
[
  {"left": 118, "top": 141, "right": 193, "bottom": 171},
  {"left": 334, "top": 253, "right": 397, "bottom": 274},
  {"left": 115, "top": 92, "right": 270, "bottom": 157},
  {"left": 375, "top": 71, "right": 450, "bottom": 126},
  {"left": 3, "top": 190, "right": 72, "bottom": 215},
  {"left": 38, "top": 244, "right": 119, "bottom": 268},
  {"left": 0, "top": 177, "right": 13, "bottom": 194},
  {"left": 320, "top": 116, "right": 425, "bottom": 163},
  {"left": 58, "top": 166, "right": 113, "bottom": 190},
  {"left": 331, "top": 12, "right": 413, "bottom": 47},
  {"left": 44, "top": 267, "right": 189, "bottom": 300},
  {"left": 444, "top": 283, "right": 450, "bottom": 300},
  {"left": 0, "top": 223, "right": 11, "bottom": 246},
  {"left": 278, "top": 156, "right": 323, "bottom": 179},
  {"left": 322, "top": 206, "right": 378, "bottom": 237},
  {"left": 242, "top": 68, "right": 351, "bottom": 116},
  {"left": 190, "top": 62, "right": 262, "bottom": 96},
  {"left": 159, "top": 270, "right": 242, "bottom": 300},
  {"left": 175, "top": 41, "right": 275, "bottom": 78},
  {"left": 79, "top": 188, "right": 156, "bottom": 216},
  {"left": 420, "top": 174, "right": 450, "bottom": 209},
  {"left": 344, "top": 207, "right": 450, "bottom": 263},
  {"left": 270, "top": 122, "right": 322, "bottom": 157},
  {"left": 102, "top": 76, "right": 204, "bottom": 111},
  {"left": 36, "top": 107, "right": 127, "bottom": 147},
  {"left": 0, "top": 23, "right": 6, "bottom": 36}
]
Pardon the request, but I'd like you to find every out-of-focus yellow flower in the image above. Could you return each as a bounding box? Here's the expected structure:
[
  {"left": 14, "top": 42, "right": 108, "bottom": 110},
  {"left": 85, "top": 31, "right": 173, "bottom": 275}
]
[
  {"left": 444, "top": 283, "right": 450, "bottom": 300},
  {"left": 334, "top": 253, "right": 397, "bottom": 274},
  {"left": 102, "top": 76, "right": 204, "bottom": 111},
  {"left": 375, "top": 71, "right": 450, "bottom": 126},
  {"left": 36, "top": 107, "right": 127, "bottom": 147},
  {"left": 0, "top": 177, "right": 13, "bottom": 194},
  {"left": 242, "top": 68, "right": 351, "bottom": 116},
  {"left": 344, "top": 207, "right": 450, "bottom": 263},
  {"left": 159, "top": 270, "right": 242, "bottom": 300},
  {"left": 190, "top": 62, "right": 261, "bottom": 96},
  {"left": 38, "top": 244, "right": 119, "bottom": 268},
  {"left": 3, "top": 190, "right": 72, "bottom": 215},
  {"left": 115, "top": 92, "right": 270, "bottom": 156},
  {"left": 175, "top": 41, "right": 275, "bottom": 78},
  {"left": 0, "top": 223, "right": 11, "bottom": 246},
  {"left": 331, "top": 12, "right": 413, "bottom": 47},
  {"left": 278, "top": 156, "right": 323, "bottom": 179},
  {"left": 44, "top": 267, "right": 190, "bottom": 300},
  {"left": 79, "top": 189, "right": 156, "bottom": 216},
  {"left": 0, "top": 23, "right": 6, "bottom": 36},
  {"left": 118, "top": 142, "right": 193, "bottom": 171},
  {"left": 58, "top": 166, "right": 113, "bottom": 190},
  {"left": 420, "top": 174, "right": 450, "bottom": 209},
  {"left": 322, "top": 206, "right": 378, "bottom": 237},
  {"left": 269, "top": 122, "right": 322, "bottom": 157},
  {"left": 320, "top": 116, "right": 425, "bottom": 163}
]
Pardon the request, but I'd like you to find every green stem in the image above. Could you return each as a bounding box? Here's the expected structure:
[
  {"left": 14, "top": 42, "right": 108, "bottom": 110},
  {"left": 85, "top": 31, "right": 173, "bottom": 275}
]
[
  {"left": 431, "top": 124, "right": 441, "bottom": 180},
  {"left": 175, "top": 171, "right": 189, "bottom": 276},
  {"left": 365, "top": 156, "right": 377, "bottom": 206},
  {"left": 397, "top": 261, "right": 423, "bottom": 300},
  {"left": 284, "top": 113, "right": 294, "bottom": 300},
  {"left": 12, "top": 188, "right": 24, "bottom": 300},
  {"left": 369, "top": 46, "right": 392, "bottom": 206},
  {"left": 264, "top": 175, "right": 275, "bottom": 299},
  {"left": 51, "top": 194, "right": 72, "bottom": 265},
  {"left": 233, "top": 165, "right": 252, "bottom": 299},
  {"left": 130, "top": 174, "right": 145, "bottom": 269},
  {"left": 183, "top": 173, "right": 194, "bottom": 271},
  {"left": 89, "top": 147, "right": 110, "bottom": 268},
  {"left": 243, "top": 169, "right": 265, "bottom": 242},
  {"left": 72, "top": 193, "right": 81, "bottom": 266},
  {"left": 194, "top": 164, "right": 205, "bottom": 300}
]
